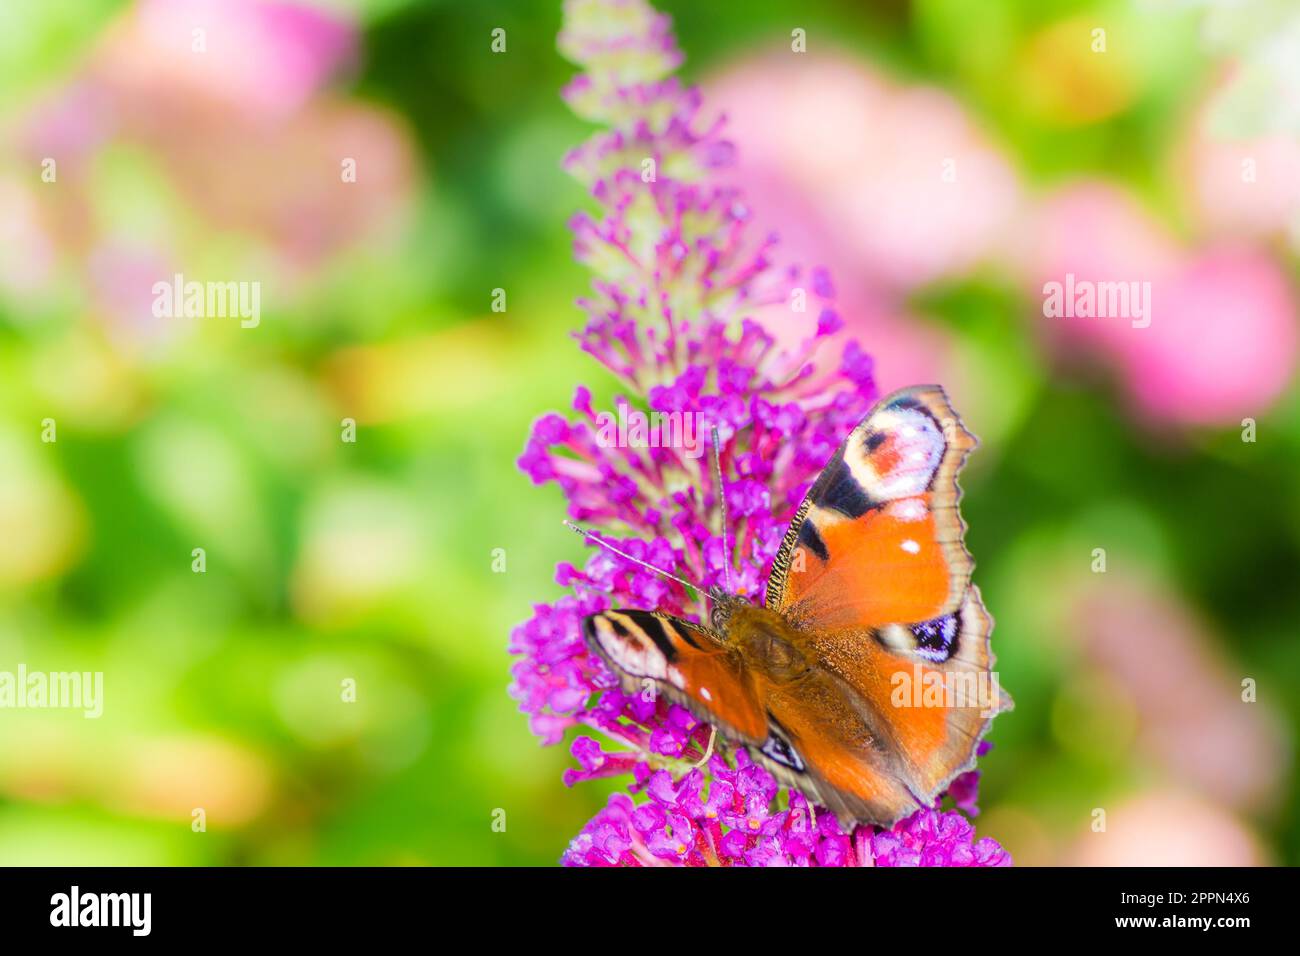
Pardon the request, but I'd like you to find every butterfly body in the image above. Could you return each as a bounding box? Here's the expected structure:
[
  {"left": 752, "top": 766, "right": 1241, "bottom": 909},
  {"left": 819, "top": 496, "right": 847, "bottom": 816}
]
[
  {"left": 582, "top": 386, "right": 1011, "bottom": 827},
  {"left": 714, "top": 600, "right": 807, "bottom": 680}
]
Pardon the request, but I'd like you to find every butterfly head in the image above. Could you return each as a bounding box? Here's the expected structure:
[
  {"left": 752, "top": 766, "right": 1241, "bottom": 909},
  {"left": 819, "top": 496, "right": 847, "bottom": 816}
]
[{"left": 706, "top": 586, "right": 750, "bottom": 632}]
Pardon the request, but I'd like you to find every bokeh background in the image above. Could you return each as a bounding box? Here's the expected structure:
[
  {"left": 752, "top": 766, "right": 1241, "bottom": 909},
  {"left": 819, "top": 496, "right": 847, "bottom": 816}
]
[{"left": 1, "top": 0, "right": 1297, "bottom": 865}]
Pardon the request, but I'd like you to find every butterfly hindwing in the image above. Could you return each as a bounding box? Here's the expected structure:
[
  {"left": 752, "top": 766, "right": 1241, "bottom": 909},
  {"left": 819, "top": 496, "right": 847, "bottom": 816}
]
[
  {"left": 746, "top": 665, "right": 931, "bottom": 826},
  {"left": 582, "top": 609, "right": 768, "bottom": 743},
  {"left": 807, "top": 586, "right": 1009, "bottom": 803},
  {"left": 586, "top": 607, "right": 932, "bottom": 825}
]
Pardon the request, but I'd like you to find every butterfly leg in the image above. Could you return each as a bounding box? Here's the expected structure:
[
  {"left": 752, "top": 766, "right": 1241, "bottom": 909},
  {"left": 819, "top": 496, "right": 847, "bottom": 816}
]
[{"left": 691, "top": 724, "right": 718, "bottom": 768}]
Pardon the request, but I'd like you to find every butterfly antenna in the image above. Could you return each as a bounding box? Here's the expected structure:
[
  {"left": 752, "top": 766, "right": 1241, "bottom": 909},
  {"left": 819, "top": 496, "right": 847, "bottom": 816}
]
[
  {"left": 711, "top": 426, "right": 732, "bottom": 593},
  {"left": 562, "top": 521, "right": 707, "bottom": 596}
]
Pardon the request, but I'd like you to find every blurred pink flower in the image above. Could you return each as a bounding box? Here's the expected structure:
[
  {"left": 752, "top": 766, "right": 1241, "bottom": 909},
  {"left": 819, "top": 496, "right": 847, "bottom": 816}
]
[
  {"left": 1067, "top": 574, "right": 1289, "bottom": 815},
  {"left": 1068, "top": 789, "right": 1268, "bottom": 867},
  {"left": 0, "top": 176, "right": 56, "bottom": 298},
  {"left": 1129, "top": 249, "right": 1297, "bottom": 424},
  {"left": 1181, "top": 79, "right": 1300, "bottom": 245},
  {"left": 111, "top": 0, "right": 356, "bottom": 118},
  {"left": 87, "top": 242, "right": 175, "bottom": 342},
  {"left": 1020, "top": 182, "right": 1297, "bottom": 426},
  {"left": 709, "top": 51, "right": 1022, "bottom": 291},
  {"left": 16, "top": 0, "right": 415, "bottom": 334},
  {"left": 704, "top": 51, "right": 1022, "bottom": 394},
  {"left": 1014, "top": 182, "right": 1182, "bottom": 283}
]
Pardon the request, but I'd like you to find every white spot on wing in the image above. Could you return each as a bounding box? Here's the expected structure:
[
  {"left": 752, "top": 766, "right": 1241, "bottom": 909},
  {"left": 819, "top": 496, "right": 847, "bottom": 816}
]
[{"left": 887, "top": 498, "right": 928, "bottom": 522}]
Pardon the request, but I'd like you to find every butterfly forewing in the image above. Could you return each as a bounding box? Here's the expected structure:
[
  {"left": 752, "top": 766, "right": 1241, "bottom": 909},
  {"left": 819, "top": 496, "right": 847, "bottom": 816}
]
[
  {"left": 767, "top": 385, "right": 976, "bottom": 629},
  {"left": 582, "top": 609, "right": 768, "bottom": 743}
]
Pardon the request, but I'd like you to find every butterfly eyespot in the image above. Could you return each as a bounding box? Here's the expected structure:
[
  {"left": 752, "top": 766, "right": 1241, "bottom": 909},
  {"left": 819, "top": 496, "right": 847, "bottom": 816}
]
[
  {"left": 911, "top": 614, "right": 960, "bottom": 663},
  {"left": 760, "top": 730, "right": 806, "bottom": 773},
  {"left": 874, "top": 614, "right": 961, "bottom": 663}
]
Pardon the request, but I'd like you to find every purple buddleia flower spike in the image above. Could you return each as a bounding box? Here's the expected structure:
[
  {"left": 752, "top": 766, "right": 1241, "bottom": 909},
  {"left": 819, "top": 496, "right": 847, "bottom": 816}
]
[{"left": 513, "top": 0, "right": 1010, "bottom": 868}]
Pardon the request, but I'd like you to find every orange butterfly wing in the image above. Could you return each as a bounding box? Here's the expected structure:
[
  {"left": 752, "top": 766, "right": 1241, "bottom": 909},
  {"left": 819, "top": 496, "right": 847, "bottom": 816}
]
[
  {"left": 806, "top": 587, "right": 1007, "bottom": 801},
  {"left": 583, "top": 609, "right": 768, "bottom": 743},
  {"left": 762, "top": 385, "right": 1010, "bottom": 812},
  {"left": 755, "top": 664, "right": 932, "bottom": 826},
  {"left": 767, "top": 385, "right": 974, "bottom": 629},
  {"left": 585, "top": 607, "right": 931, "bottom": 825}
]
